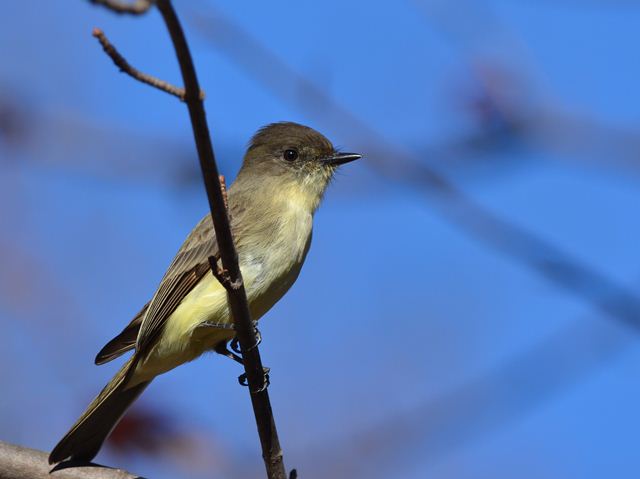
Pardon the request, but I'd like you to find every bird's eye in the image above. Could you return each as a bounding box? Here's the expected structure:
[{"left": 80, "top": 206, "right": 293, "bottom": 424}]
[{"left": 283, "top": 149, "right": 299, "bottom": 161}]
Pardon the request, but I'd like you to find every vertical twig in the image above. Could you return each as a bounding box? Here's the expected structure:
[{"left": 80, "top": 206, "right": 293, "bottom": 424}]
[
  {"left": 151, "top": 1, "right": 289, "bottom": 478},
  {"left": 89, "top": 1, "right": 292, "bottom": 477}
]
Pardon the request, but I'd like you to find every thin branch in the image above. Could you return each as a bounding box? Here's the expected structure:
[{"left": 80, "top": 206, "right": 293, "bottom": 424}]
[
  {"left": 0, "top": 441, "right": 141, "bottom": 479},
  {"left": 151, "top": 1, "right": 289, "bottom": 478},
  {"left": 87, "top": 1, "right": 290, "bottom": 477},
  {"left": 92, "top": 28, "right": 192, "bottom": 101},
  {"left": 90, "top": 0, "right": 153, "bottom": 15},
  {"left": 219, "top": 175, "right": 229, "bottom": 211}
]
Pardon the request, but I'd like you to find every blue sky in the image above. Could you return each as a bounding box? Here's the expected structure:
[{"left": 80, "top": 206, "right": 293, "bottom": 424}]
[{"left": 2, "top": 1, "right": 640, "bottom": 478}]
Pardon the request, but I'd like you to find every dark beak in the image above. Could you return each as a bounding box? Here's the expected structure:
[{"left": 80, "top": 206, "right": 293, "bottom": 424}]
[{"left": 322, "top": 152, "right": 362, "bottom": 166}]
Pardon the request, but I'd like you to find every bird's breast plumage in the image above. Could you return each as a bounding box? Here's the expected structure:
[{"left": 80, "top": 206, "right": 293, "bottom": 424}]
[
  {"left": 240, "top": 198, "right": 313, "bottom": 319},
  {"left": 133, "top": 198, "right": 313, "bottom": 382}
]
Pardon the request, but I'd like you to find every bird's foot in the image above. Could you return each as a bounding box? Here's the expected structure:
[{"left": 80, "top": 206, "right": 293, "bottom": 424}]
[
  {"left": 230, "top": 324, "right": 262, "bottom": 354},
  {"left": 238, "top": 367, "right": 271, "bottom": 392},
  {"left": 213, "top": 341, "right": 243, "bottom": 365},
  {"left": 213, "top": 324, "right": 268, "bottom": 392}
]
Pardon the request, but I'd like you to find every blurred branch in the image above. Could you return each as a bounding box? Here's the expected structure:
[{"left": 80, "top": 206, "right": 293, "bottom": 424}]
[
  {"left": 297, "top": 316, "right": 634, "bottom": 479},
  {"left": 522, "top": 0, "right": 640, "bottom": 6},
  {"left": 92, "top": 28, "right": 190, "bottom": 101},
  {"left": 92, "top": 1, "right": 291, "bottom": 478},
  {"left": 0, "top": 97, "right": 198, "bottom": 187},
  {"left": 90, "top": 0, "right": 152, "bottom": 15},
  {"left": 411, "top": 0, "right": 516, "bottom": 53},
  {"left": 0, "top": 441, "right": 141, "bottom": 479},
  {"left": 193, "top": 11, "right": 640, "bottom": 332},
  {"left": 413, "top": 1, "right": 640, "bottom": 176},
  {"left": 291, "top": 279, "right": 640, "bottom": 477}
]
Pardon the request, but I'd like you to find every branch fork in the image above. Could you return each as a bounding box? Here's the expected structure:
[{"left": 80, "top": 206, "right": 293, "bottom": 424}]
[
  {"left": 208, "top": 255, "right": 242, "bottom": 290},
  {"left": 92, "top": 28, "right": 204, "bottom": 101}
]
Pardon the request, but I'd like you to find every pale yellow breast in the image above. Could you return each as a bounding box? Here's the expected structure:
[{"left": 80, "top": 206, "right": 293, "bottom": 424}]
[{"left": 133, "top": 199, "right": 313, "bottom": 383}]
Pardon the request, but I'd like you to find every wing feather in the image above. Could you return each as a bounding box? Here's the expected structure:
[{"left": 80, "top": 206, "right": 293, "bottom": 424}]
[
  {"left": 135, "top": 214, "right": 219, "bottom": 356},
  {"left": 94, "top": 301, "right": 149, "bottom": 365}
]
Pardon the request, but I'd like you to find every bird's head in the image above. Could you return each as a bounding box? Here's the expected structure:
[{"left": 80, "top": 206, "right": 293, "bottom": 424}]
[{"left": 235, "top": 122, "right": 361, "bottom": 212}]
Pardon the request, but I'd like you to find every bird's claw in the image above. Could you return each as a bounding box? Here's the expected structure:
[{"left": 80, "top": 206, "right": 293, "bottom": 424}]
[
  {"left": 238, "top": 367, "right": 271, "bottom": 392},
  {"left": 230, "top": 325, "right": 262, "bottom": 354}
]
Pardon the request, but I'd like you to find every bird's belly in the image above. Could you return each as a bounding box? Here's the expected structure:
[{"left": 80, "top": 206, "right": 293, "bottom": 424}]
[
  {"left": 133, "top": 274, "right": 231, "bottom": 382},
  {"left": 133, "top": 204, "right": 312, "bottom": 384},
  {"left": 132, "top": 250, "right": 307, "bottom": 383},
  {"left": 247, "top": 258, "right": 304, "bottom": 320}
]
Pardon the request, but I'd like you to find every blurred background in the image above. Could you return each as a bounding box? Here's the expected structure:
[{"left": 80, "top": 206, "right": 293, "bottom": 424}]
[{"left": 2, "top": 1, "right": 640, "bottom": 478}]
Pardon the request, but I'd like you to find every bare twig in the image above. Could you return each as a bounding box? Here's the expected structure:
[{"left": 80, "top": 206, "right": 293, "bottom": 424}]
[
  {"left": 219, "top": 175, "right": 229, "bottom": 211},
  {"left": 90, "top": 0, "right": 153, "bottom": 15},
  {"left": 87, "top": 1, "right": 290, "bottom": 477},
  {"left": 92, "top": 28, "right": 191, "bottom": 101},
  {"left": 93, "top": 1, "right": 291, "bottom": 477},
  {"left": 0, "top": 441, "right": 141, "bottom": 479}
]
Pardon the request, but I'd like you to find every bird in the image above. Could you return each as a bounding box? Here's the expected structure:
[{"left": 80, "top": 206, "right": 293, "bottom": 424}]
[{"left": 49, "top": 122, "right": 361, "bottom": 464}]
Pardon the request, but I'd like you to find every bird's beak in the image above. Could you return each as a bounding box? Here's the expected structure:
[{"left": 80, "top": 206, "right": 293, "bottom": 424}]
[{"left": 322, "top": 152, "right": 362, "bottom": 166}]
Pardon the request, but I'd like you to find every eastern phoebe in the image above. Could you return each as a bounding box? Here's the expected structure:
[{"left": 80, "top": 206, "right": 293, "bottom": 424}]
[{"left": 49, "top": 122, "right": 360, "bottom": 464}]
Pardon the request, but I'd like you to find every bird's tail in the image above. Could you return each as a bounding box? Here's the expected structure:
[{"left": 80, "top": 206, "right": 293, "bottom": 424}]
[{"left": 49, "top": 356, "right": 150, "bottom": 464}]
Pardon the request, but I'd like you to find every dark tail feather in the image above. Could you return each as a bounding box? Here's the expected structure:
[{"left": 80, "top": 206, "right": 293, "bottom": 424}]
[
  {"left": 95, "top": 334, "right": 137, "bottom": 366},
  {"left": 49, "top": 358, "right": 150, "bottom": 464},
  {"left": 95, "top": 301, "right": 148, "bottom": 365}
]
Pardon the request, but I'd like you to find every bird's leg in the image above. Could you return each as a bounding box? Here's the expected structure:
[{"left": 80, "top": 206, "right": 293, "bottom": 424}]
[
  {"left": 213, "top": 341, "right": 243, "bottom": 365},
  {"left": 210, "top": 323, "right": 269, "bottom": 389},
  {"left": 201, "top": 321, "right": 242, "bottom": 363},
  {"left": 230, "top": 324, "right": 262, "bottom": 354},
  {"left": 238, "top": 367, "right": 270, "bottom": 391},
  {"left": 218, "top": 326, "right": 269, "bottom": 390}
]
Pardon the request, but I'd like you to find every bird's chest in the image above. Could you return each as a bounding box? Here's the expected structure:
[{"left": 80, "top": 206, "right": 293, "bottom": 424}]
[{"left": 240, "top": 203, "right": 313, "bottom": 317}]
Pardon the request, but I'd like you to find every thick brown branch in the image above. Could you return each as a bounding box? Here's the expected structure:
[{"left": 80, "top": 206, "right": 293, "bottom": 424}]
[
  {"left": 90, "top": 0, "right": 153, "bottom": 15},
  {"left": 92, "top": 28, "right": 203, "bottom": 101},
  {"left": 0, "top": 441, "right": 141, "bottom": 479}
]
